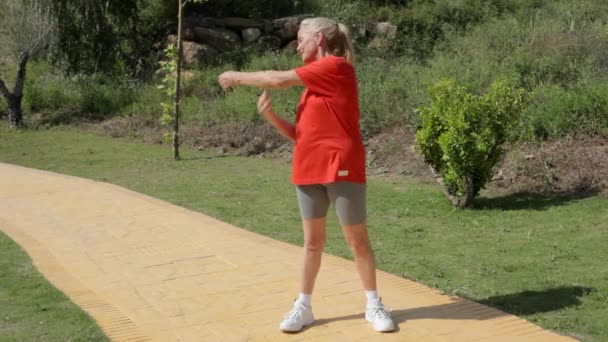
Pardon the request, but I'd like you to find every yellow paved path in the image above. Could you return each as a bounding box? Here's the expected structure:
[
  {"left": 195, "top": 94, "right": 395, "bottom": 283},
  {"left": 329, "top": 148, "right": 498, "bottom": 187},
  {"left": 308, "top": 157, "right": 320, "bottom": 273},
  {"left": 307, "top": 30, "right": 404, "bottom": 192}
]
[{"left": 0, "top": 163, "right": 575, "bottom": 342}]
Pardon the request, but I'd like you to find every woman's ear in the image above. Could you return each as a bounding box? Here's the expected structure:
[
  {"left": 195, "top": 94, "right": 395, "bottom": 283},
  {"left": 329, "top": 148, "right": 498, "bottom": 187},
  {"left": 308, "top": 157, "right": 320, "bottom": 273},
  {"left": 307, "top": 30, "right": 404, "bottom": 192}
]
[{"left": 313, "top": 31, "right": 325, "bottom": 45}]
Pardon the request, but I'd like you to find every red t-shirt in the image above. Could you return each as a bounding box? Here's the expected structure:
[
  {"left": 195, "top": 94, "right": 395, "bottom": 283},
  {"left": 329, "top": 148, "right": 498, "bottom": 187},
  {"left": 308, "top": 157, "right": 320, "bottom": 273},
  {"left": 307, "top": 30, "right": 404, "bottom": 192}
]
[{"left": 292, "top": 56, "right": 366, "bottom": 185}]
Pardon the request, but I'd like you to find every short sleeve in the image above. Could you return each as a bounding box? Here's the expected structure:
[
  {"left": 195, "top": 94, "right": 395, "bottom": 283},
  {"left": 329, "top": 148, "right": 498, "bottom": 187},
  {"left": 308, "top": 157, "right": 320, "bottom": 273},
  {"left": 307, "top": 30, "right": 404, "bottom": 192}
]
[{"left": 294, "top": 58, "right": 339, "bottom": 96}]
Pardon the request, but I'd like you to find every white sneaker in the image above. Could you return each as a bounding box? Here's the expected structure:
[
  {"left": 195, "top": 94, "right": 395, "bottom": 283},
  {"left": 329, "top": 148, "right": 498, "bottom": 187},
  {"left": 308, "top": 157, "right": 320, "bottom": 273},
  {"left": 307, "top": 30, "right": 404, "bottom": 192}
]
[
  {"left": 279, "top": 302, "right": 315, "bottom": 332},
  {"left": 366, "top": 299, "right": 395, "bottom": 332}
]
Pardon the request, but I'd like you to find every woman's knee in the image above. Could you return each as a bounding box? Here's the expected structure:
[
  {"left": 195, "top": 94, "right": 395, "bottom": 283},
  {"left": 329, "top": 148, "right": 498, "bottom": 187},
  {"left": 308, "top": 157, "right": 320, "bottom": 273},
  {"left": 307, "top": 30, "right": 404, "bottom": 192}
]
[
  {"left": 346, "top": 235, "right": 372, "bottom": 256},
  {"left": 302, "top": 217, "right": 326, "bottom": 253},
  {"left": 304, "top": 237, "right": 325, "bottom": 253}
]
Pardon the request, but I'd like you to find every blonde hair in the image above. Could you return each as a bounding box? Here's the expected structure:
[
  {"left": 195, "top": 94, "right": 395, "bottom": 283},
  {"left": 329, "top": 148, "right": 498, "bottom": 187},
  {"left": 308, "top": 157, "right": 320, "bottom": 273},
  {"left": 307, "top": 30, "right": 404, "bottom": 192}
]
[{"left": 300, "top": 17, "right": 355, "bottom": 64}]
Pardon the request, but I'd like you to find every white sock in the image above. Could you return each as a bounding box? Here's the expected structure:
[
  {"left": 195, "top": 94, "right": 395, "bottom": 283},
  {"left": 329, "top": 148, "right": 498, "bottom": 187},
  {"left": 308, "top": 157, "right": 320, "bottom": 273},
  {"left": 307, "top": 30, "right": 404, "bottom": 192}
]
[
  {"left": 366, "top": 290, "right": 380, "bottom": 306},
  {"left": 296, "top": 293, "right": 312, "bottom": 308}
]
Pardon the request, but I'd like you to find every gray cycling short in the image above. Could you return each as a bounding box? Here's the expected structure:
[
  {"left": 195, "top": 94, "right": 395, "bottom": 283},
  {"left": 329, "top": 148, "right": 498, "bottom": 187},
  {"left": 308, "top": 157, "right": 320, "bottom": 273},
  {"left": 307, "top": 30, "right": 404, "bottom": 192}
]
[{"left": 295, "top": 182, "right": 367, "bottom": 226}]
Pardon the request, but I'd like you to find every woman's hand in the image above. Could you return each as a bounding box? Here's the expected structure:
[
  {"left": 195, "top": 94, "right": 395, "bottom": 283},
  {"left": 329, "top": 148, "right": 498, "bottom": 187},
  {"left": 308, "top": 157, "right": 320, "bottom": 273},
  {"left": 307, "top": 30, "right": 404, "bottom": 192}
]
[
  {"left": 257, "top": 90, "right": 273, "bottom": 117},
  {"left": 218, "top": 71, "right": 239, "bottom": 90}
]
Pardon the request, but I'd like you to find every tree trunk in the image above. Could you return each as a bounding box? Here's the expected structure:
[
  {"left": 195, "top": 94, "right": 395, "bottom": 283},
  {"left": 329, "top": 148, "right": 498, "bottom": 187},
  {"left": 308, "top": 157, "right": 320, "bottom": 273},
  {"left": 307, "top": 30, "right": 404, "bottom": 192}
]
[
  {"left": 173, "top": 0, "right": 184, "bottom": 161},
  {"left": 430, "top": 166, "right": 475, "bottom": 208},
  {"left": 1, "top": 51, "right": 30, "bottom": 129},
  {"left": 457, "top": 176, "right": 476, "bottom": 208},
  {"left": 7, "top": 95, "right": 23, "bottom": 128}
]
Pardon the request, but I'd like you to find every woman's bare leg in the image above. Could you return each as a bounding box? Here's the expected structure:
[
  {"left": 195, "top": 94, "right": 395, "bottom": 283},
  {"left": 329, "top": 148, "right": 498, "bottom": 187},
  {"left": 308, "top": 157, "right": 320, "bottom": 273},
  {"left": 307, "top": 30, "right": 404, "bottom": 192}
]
[{"left": 300, "top": 217, "right": 327, "bottom": 294}]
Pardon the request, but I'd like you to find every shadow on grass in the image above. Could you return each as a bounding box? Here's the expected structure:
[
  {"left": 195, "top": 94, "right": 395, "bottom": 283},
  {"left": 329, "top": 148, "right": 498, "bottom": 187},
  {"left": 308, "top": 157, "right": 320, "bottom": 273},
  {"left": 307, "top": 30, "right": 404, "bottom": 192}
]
[
  {"left": 178, "top": 154, "right": 237, "bottom": 161},
  {"left": 478, "top": 286, "right": 594, "bottom": 316},
  {"left": 472, "top": 191, "right": 599, "bottom": 211},
  {"left": 312, "top": 287, "right": 591, "bottom": 329}
]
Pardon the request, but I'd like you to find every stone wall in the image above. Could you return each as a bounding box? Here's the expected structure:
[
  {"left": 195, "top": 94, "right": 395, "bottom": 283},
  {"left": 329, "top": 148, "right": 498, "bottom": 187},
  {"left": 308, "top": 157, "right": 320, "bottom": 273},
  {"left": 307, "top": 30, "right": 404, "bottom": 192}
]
[{"left": 165, "top": 14, "right": 398, "bottom": 66}]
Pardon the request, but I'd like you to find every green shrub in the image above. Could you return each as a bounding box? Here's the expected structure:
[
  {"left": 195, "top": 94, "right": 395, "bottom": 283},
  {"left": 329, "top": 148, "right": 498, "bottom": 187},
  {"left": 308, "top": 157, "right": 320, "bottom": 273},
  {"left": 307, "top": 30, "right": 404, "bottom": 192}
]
[
  {"left": 321, "top": 0, "right": 371, "bottom": 25},
  {"left": 431, "top": 1, "right": 608, "bottom": 89},
  {"left": 191, "top": 0, "right": 316, "bottom": 19},
  {"left": 117, "top": 84, "right": 162, "bottom": 121},
  {"left": 521, "top": 83, "right": 608, "bottom": 140},
  {"left": 415, "top": 78, "right": 524, "bottom": 207},
  {"left": 373, "top": 0, "right": 510, "bottom": 61},
  {"left": 357, "top": 57, "right": 429, "bottom": 135},
  {"left": 22, "top": 62, "right": 80, "bottom": 113},
  {"left": 78, "top": 78, "right": 135, "bottom": 119},
  {"left": 140, "top": 0, "right": 177, "bottom": 25}
]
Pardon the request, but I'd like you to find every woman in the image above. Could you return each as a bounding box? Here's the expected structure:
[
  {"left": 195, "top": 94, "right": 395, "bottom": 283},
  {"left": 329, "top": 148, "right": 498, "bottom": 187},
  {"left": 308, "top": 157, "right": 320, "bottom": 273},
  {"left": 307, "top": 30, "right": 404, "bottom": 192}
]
[{"left": 218, "top": 17, "right": 394, "bottom": 333}]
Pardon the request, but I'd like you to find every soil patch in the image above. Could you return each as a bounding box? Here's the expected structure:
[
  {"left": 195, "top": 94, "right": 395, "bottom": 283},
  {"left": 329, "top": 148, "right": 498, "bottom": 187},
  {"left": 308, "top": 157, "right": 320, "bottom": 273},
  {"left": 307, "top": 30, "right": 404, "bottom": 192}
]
[{"left": 86, "top": 118, "right": 608, "bottom": 196}]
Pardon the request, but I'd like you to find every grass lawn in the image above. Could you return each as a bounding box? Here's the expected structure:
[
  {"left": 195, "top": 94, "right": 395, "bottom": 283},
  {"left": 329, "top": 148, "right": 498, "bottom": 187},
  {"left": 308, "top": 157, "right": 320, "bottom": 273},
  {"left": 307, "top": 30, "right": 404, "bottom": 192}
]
[
  {"left": 0, "top": 230, "right": 109, "bottom": 341},
  {"left": 0, "top": 126, "right": 607, "bottom": 341}
]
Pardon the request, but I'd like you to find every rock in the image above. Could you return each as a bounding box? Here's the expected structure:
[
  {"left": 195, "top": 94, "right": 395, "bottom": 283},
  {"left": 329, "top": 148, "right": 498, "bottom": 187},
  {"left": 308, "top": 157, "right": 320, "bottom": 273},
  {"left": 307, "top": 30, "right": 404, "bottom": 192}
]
[
  {"left": 258, "top": 35, "right": 281, "bottom": 51},
  {"left": 165, "top": 35, "right": 218, "bottom": 65},
  {"left": 260, "top": 19, "right": 281, "bottom": 34},
  {"left": 182, "top": 41, "right": 218, "bottom": 65},
  {"left": 192, "top": 27, "right": 241, "bottom": 51},
  {"left": 353, "top": 22, "right": 375, "bottom": 40},
  {"left": 283, "top": 40, "right": 298, "bottom": 54},
  {"left": 171, "top": 70, "right": 195, "bottom": 79},
  {"left": 368, "top": 36, "right": 385, "bottom": 49},
  {"left": 242, "top": 28, "right": 262, "bottom": 44},
  {"left": 183, "top": 27, "right": 195, "bottom": 41},
  {"left": 184, "top": 16, "right": 218, "bottom": 29},
  {"left": 276, "top": 20, "right": 299, "bottom": 42},
  {"left": 167, "top": 34, "right": 177, "bottom": 44},
  {"left": 219, "top": 17, "right": 262, "bottom": 30},
  {"left": 375, "top": 22, "right": 397, "bottom": 39},
  {"left": 272, "top": 14, "right": 314, "bottom": 42},
  {"left": 368, "top": 22, "right": 398, "bottom": 49},
  {"left": 273, "top": 14, "right": 314, "bottom": 27}
]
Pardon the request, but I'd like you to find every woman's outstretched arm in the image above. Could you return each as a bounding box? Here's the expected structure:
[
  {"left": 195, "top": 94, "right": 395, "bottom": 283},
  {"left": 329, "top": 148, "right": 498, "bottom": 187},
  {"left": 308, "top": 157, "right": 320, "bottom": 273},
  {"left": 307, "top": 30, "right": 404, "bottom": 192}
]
[{"left": 219, "top": 70, "right": 303, "bottom": 90}]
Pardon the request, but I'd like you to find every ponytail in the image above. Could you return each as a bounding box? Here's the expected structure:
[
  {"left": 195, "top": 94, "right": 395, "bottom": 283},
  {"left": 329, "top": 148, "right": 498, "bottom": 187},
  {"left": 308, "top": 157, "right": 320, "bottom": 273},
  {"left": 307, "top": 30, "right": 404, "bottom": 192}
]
[{"left": 337, "top": 23, "right": 355, "bottom": 64}]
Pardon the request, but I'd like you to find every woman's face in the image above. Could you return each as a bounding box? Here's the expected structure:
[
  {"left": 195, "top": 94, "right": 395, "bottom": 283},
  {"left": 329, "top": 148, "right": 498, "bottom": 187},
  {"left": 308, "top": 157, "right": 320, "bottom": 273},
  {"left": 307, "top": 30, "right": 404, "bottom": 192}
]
[{"left": 297, "top": 27, "right": 320, "bottom": 64}]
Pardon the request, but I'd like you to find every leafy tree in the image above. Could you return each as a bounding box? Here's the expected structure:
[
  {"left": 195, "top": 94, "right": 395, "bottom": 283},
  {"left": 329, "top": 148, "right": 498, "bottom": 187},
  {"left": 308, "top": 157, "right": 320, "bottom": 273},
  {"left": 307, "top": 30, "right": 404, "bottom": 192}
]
[
  {"left": 43, "top": 0, "right": 140, "bottom": 75},
  {"left": 0, "top": 0, "right": 55, "bottom": 128}
]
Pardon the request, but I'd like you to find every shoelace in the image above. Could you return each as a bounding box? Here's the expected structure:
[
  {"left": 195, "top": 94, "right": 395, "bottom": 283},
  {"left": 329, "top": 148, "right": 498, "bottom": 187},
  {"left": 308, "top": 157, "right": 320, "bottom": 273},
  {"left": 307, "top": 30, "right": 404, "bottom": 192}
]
[
  {"left": 284, "top": 305, "right": 306, "bottom": 321},
  {"left": 369, "top": 305, "right": 391, "bottom": 321}
]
